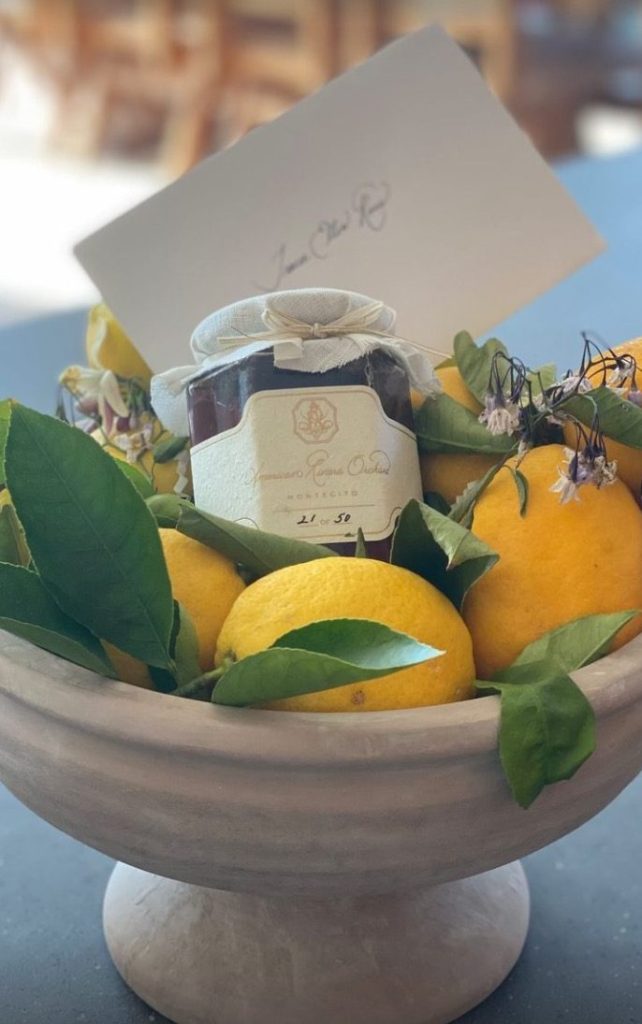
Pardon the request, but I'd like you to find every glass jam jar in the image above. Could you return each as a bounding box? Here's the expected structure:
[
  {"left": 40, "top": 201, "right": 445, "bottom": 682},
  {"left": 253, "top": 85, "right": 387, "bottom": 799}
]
[{"left": 185, "top": 289, "right": 425, "bottom": 559}]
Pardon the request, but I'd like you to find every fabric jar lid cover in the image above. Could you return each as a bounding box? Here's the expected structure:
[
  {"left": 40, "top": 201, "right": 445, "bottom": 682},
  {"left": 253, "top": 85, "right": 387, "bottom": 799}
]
[{"left": 151, "top": 287, "right": 439, "bottom": 437}]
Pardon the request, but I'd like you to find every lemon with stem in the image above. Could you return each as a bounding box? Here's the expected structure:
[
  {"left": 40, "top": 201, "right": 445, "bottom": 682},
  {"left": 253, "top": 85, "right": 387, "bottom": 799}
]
[
  {"left": 463, "top": 444, "right": 642, "bottom": 679},
  {"left": 216, "top": 557, "right": 475, "bottom": 712}
]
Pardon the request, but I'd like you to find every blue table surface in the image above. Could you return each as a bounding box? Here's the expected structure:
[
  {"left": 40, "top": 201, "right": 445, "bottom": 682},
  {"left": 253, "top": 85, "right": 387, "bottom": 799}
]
[{"left": 1, "top": 148, "right": 642, "bottom": 1024}]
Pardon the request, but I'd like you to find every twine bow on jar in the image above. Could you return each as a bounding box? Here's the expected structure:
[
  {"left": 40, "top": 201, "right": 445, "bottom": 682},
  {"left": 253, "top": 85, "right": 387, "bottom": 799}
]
[{"left": 216, "top": 299, "right": 388, "bottom": 364}]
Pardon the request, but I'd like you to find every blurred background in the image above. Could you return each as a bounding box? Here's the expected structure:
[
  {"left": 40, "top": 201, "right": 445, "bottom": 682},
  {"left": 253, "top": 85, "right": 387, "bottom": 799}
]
[{"left": 1, "top": 0, "right": 642, "bottom": 327}]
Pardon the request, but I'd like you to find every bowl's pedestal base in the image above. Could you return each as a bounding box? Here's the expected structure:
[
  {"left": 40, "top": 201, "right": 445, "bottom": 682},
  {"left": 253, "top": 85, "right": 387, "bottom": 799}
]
[{"left": 103, "top": 861, "right": 529, "bottom": 1024}]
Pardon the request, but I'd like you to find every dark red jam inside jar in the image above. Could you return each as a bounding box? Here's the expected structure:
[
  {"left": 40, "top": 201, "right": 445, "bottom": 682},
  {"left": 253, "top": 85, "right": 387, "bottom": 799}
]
[{"left": 187, "top": 347, "right": 416, "bottom": 558}]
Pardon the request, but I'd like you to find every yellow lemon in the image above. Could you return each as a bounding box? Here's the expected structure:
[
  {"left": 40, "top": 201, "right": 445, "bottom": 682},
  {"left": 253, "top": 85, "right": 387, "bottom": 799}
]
[
  {"left": 463, "top": 444, "right": 642, "bottom": 679},
  {"left": 160, "top": 528, "right": 245, "bottom": 672},
  {"left": 216, "top": 557, "right": 475, "bottom": 712},
  {"left": 434, "top": 366, "right": 481, "bottom": 411},
  {"left": 416, "top": 366, "right": 499, "bottom": 504},
  {"left": 564, "top": 337, "right": 642, "bottom": 498},
  {"left": 86, "top": 303, "right": 152, "bottom": 386},
  {"left": 102, "top": 530, "right": 242, "bottom": 686}
]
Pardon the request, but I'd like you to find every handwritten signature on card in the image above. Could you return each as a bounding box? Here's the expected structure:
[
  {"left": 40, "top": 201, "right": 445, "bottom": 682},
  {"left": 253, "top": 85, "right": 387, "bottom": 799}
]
[{"left": 253, "top": 181, "right": 391, "bottom": 292}]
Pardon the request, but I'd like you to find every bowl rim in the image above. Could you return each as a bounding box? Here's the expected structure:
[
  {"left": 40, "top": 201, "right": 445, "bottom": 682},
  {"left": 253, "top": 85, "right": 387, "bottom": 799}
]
[{"left": 1, "top": 630, "right": 641, "bottom": 769}]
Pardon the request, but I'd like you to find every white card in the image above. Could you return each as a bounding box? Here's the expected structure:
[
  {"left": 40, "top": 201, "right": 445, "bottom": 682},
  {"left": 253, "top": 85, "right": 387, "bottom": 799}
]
[{"left": 75, "top": 25, "right": 603, "bottom": 372}]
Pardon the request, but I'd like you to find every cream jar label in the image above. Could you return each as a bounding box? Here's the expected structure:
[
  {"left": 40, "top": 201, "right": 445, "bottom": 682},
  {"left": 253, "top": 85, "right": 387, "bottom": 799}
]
[{"left": 190, "top": 385, "right": 422, "bottom": 544}]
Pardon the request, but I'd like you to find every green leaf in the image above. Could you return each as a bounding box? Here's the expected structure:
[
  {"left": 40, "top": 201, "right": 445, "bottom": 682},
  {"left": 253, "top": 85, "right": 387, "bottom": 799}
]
[
  {"left": 509, "top": 467, "right": 528, "bottom": 517},
  {"left": 564, "top": 386, "right": 642, "bottom": 449},
  {"left": 390, "top": 499, "right": 498, "bottom": 608},
  {"left": 172, "top": 602, "right": 201, "bottom": 687},
  {"left": 114, "top": 459, "right": 155, "bottom": 498},
  {"left": 178, "top": 505, "right": 334, "bottom": 578},
  {"left": 0, "top": 504, "right": 30, "bottom": 566},
  {"left": 5, "top": 406, "right": 174, "bottom": 669},
  {"left": 147, "top": 493, "right": 183, "bottom": 528},
  {"left": 0, "top": 562, "right": 115, "bottom": 676},
  {"left": 448, "top": 461, "right": 504, "bottom": 527},
  {"left": 478, "top": 612, "right": 627, "bottom": 808},
  {"left": 0, "top": 400, "right": 11, "bottom": 486},
  {"left": 423, "top": 491, "right": 451, "bottom": 516},
  {"left": 415, "top": 392, "right": 515, "bottom": 456},
  {"left": 478, "top": 662, "right": 596, "bottom": 808},
  {"left": 502, "top": 611, "right": 638, "bottom": 677},
  {"left": 354, "top": 528, "right": 368, "bottom": 558},
  {"left": 148, "top": 601, "right": 201, "bottom": 693},
  {"left": 147, "top": 664, "right": 177, "bottom": 693},
  {"left": 453, "top": 332, "right": 509, "bottom": 405},
  {"left": 211, "top": 618, "right": 442, "bottom": 707},
  {"left": 152, "top": 435, "right": 188, "bottom": 463}
]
